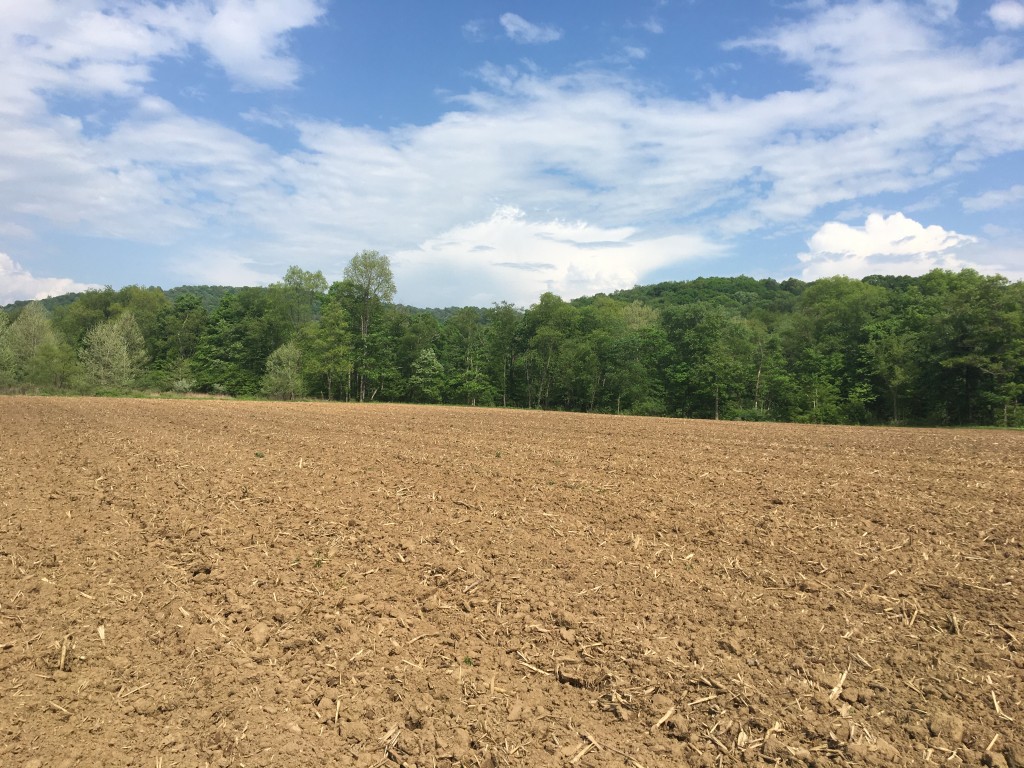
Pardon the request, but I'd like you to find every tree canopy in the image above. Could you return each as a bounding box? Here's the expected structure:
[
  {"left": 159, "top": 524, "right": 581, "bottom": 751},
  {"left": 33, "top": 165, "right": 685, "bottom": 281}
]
[{"left": 2, "top": 265, "right": 1022, "bottom": 427}]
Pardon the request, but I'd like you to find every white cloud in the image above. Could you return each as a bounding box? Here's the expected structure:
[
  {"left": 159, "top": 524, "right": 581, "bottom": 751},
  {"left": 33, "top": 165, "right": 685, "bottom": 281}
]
[
  {"left": 200, "top": 0, "right": 325, "bottom": 89},
  {"left": 171, "top": 248, "right": 278, "bottom": 287},
  {"left": 989, "top": 1, "right": 1024, "bottom": 29},
  {"left": 959, "top": 243, "right": 1024, "bottom": 280},
  {"left": 1, "top": 1, "right": 1024, "bottom": 303},
  {"left": 926, "top": 0, "right": 958, "bottom": 21},
  {"left": 722, "top": 2, "right": 1024, "bottom": 224},
  {"left": 0, "top": 253, "right": 101, "bottom": 305},
  {"left": 963, "top": 184, "right": 1024, "bottom": 211},
  {"left": 641, "top": 18, "right": 664, "bottom": 34},
  {"left": 393, "top": 207, "right": 720, "bottom": 307},
  {"left": 797, "top": 213, "right": 976, "bottom": 279},
  {"left": 0, "top": 0, "right": 324, "bottom": 104},
  {"left": 499, "top": 13, "right": 562, "bottom": 44}
]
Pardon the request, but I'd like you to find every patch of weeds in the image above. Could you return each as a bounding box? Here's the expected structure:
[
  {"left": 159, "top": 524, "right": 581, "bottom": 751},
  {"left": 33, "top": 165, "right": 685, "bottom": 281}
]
[{"left": 255, "top": 451, "right": 265, "bottom": 458}]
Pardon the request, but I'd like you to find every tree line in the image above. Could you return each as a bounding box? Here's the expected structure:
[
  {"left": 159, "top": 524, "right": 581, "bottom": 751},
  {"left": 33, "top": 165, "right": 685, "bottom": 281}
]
[{"left": 1, "top": 251, "right": 1022, "bottom": 427}]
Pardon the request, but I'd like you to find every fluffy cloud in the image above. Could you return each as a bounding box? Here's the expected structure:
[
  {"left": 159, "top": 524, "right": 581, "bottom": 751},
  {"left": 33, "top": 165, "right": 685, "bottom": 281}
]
[
  {"left": 499, "top": 13, "right": 562, "bottom": 44},
  {"left": 0, "top": 253, "right": 101, "bottom": 305},
  {"left": 1, "top": 1, "right": 1024, "bottom": 304},
  {"left": 200, "top": 0, "right": 325, "bottom": 89},
  {"left": 989, "top": 1, "right": 1024, "bottom": 29},
  {"left": 0, "top": 0, "right": 324, "bottom": 102},
  {"left": 393, "top": 207, "right": 720, "bottom": 307},
  {"left": 798, "top": 213, "right": 976, "bottom": 279},
  {"left": 171, "top": 248, "right": 280, "bottom": 287}
]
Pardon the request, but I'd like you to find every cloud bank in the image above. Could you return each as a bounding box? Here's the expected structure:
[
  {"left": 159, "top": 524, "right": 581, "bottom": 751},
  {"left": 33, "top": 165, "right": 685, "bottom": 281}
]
[
  {"left": 395, "top": 207, "right": 720, "bottom": 307},
  {"left": 0, "top": 1, "right": 1022, "bottom": 305},
  {"left": 0, "top": 254, "right": 102, "bottom": 305},
  {"left": 798, "top": 213, "right": 976, "bottom": 280}
]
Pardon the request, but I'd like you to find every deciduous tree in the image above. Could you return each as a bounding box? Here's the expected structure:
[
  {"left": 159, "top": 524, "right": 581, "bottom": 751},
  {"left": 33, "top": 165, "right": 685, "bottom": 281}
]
[
  {"left": 410, "top": 348, "right": 445, "bottom": 403},
  {"left": 79, "top": 311, "right": 148, "bottom": 390},
  {"left": 262, "top": 341, "right": 304, "bottom": 400}
]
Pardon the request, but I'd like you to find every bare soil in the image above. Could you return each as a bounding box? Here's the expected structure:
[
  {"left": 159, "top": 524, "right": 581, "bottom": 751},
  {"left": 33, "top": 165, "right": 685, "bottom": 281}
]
[{"left": 1, "top": 396, "right": 1021, "bottom": 768}]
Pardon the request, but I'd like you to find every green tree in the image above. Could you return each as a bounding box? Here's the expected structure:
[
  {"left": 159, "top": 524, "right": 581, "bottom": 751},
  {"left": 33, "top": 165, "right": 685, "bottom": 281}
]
[
  {"left": 747, "top": 321, "right": 797, "bottom": 421},
  {"left": 578, "top": 298, "right": 667, "bottom": 414},
  {"left": 339, "top": 251, "right": 397, "bottom": 400},
  {"left": 392, "top": 310, "right": 442, "bottom": 398},
  {"left": 786, "top": 277, "right": 886, "bottom": 423},
  {"left": 914, "top": 270, "right": 1024, "bottom": 425},
  {"left": 520, "top": 293, "right": 580, "bottom": 408},
  {"left": 664, "top": 303, "right": 753, "bottom": 419},
  {"left": 410, "top": 348, "right": 445, "bottom": 403},
  {"left": 0, "top": 310, "right": 14, "bottom": 388},
  {"left": 272, "top": 266, "right": 328, "bottom": 331},
  {"left": 440, "top": 307, "right": 493, "bottom": 405},
  {"left": 361, "top": 315, "right": 402, "bottom": 400},
  {"left": 483, "top": 302, "right": 523, "bottom": 407},
  {"left": 262, "top": 341, "right": 304, "bottom": 400},
  {"left": 343, "top": 250, "right": 396, "bottom": 339},
  {"left": 79, "top": 311, "right": 148, "bottom": 391},
  {"left": 52, "top": 285, "right": 171, "bottom": 388},
  {"left": 296, "top": 293, "right": 353, "bottom": 400},
  {"left": 6, "top": 302, "right": 76, "bottom": 389},
  {"left": 864, "top": 318, "right": 919, "bottom": 423},
  {"left": 115, "top": 286, "right": 172, "bottom": 361},
  {"left": 52, "top": 287, "right": 118, "bottom": 347},
  {"left": 164, "top": 293, "right": 209, "bottom": 362},
  {"left": 191, "top": 289, "right": 289, "bottom": 396}
]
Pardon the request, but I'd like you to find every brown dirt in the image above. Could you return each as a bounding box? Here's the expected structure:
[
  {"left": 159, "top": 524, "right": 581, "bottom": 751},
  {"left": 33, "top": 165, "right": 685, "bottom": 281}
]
[{"left": 1, "top": 396, "right": 1021, "bottom": 768}]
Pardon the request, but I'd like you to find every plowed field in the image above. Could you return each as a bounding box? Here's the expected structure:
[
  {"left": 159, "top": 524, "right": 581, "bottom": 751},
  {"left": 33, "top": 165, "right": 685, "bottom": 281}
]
[{"left": 1, "top": 396, "right": 1021, "bottom": 768}]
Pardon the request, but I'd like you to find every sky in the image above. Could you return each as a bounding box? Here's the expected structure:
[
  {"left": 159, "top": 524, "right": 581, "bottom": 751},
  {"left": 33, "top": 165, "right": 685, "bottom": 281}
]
[{"left": 1, "top": 0, "right": 1023, "bottom": 308}]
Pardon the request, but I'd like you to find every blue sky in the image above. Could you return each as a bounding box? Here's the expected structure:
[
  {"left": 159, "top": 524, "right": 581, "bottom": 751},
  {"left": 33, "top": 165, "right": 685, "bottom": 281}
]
[{"left": 1, "top": 0, "right": 1023, "bottom": 307}]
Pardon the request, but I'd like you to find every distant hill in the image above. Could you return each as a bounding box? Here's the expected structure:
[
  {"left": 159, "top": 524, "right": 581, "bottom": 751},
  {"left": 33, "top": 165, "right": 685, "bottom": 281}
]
[
  {"left": 163, "top": 286, "right": 240, "bottom": 312},
  {"left": 575, "top": 275, "right": 807, "bottom": 315},
  {"left": 3, "top": 291, "right": 87, "bottom": 315},
  {"left": 5, "top": 288, "right": 474, "bottom": 320},
  {"left": 3, "top": 285, "right": 240, "bottom": 315},
  {"left": 393, "top": 304, "right": 471, "bottom": 322}
]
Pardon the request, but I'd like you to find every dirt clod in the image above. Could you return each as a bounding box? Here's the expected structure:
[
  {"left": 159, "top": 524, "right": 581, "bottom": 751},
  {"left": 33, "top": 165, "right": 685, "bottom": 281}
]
[{"left": 929, "top": 711, "right": 965, "bottom": 742}]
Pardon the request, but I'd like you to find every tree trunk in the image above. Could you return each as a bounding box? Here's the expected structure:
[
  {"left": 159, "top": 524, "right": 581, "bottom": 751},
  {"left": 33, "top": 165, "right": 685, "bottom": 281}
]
[
  {"left": 753, "top": 361, "right": 762, "bottom": 413},
  {"left": 502, "top": 358, "right": 509, "bottom": 407},
  {"left": 542, "top": 350, "right": 553, "bottom": 409}
]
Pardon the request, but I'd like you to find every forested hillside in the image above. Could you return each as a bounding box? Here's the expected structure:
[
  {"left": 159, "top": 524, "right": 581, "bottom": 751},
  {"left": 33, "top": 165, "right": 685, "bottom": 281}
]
[{"left": 2, "top": 252, "right": 1022, "bottom": 427}]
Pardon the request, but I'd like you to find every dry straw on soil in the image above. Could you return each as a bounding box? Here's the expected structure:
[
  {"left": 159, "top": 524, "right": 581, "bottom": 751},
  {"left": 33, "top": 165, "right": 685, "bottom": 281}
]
[{"left": 0, "top": 396, "right": 1021, "bottom": 767}]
